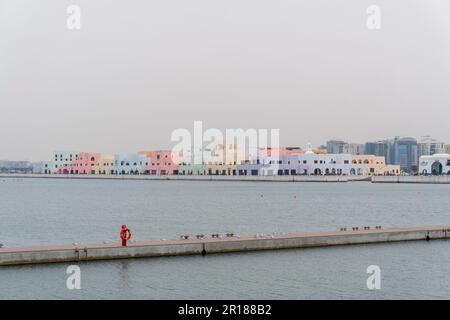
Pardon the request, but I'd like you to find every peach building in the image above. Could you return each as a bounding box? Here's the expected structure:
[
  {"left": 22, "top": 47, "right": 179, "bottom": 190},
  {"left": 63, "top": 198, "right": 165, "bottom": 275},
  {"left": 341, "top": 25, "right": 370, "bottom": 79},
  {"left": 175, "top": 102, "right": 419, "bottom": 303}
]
[
  {"left": 351, "top": 155, "right": 400, "bottom": 176},
  {"left": 98, "top": 155, "right": 115, "bottom": 175},
  {"left": 140, "top": 150, "right": 179, "bottom": 175}
]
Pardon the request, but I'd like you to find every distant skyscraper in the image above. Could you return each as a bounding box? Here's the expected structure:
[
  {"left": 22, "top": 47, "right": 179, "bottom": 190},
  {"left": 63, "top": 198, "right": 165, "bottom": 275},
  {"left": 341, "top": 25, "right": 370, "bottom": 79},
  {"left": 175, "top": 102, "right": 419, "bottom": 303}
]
[
  {"left": 364, "top": 141, "right": 390, "bottom": 159},
  {"left": 343, "top": 143, "right": 364, "bottom": 155},
  {"left": 390, "top": 137, "right": 418, "bottom": 173},
  {"left": 364, "top": 137, "right": 418, "bottom": 172},
  {"left": 326, "top": 139, "right": 347, "bottom": 154},
  {"left": 417, "top": 136, "right": 445, "bottom": 158}
]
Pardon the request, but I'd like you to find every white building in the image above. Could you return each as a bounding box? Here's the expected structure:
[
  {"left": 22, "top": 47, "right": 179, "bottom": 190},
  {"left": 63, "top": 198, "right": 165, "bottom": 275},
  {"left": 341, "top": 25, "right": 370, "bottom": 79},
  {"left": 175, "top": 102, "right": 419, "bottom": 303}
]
[
  {"left": 417, "top": 136, "right": 446, "bottom": 158},
  {"left": 419, "top": 154, "right": 450, "bottom": 175},
  {"left": 446, "top": 145, "right": 450, "bottom": 155},
  {"left": 51, "top": 151, "right": 79, "bottom": 173},
  {"left": 294, "top": 153, "right": 363, "bottom": 175},
  {"left": 237, "top": 152, "right": 364, "bottom": 176}
]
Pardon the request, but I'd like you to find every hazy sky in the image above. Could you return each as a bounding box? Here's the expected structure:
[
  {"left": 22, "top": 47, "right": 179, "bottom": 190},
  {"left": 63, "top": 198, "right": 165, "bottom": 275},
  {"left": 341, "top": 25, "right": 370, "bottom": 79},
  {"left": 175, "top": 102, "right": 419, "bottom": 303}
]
[{"left": 1, "top": 0, "right": 450, "bottom": 161}]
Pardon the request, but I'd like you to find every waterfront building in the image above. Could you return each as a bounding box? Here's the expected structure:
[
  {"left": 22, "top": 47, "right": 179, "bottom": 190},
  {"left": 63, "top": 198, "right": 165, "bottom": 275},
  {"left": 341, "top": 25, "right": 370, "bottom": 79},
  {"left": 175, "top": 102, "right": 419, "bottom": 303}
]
[
  {"left": 178, "top": 163, "right": 209, "bottom": 175},
  {"left": 296, "top": 153, "right": 358, "bottom": 175},
  {"left": 237, "top": 159, "right": 263, "bottom": 176},
  {"left": 235, "top": 147, "right": 305, "bottom": 176},
  {"left": 42, "top": 161, "right": 53, "bottom": 174},
  {"left": 59, "top": 152, "right": 101, "bottom": 174},
  {"left": 446, "top": 145, "right": 450, "bottom": 155},
  {"left": 179, "top": 142, "right": 253, "bottom": 176},
  {"left": 140, "top": 150, "right": 179, "bottom": 175},
  {"left": 176, "top": 147, "right": 208, "bottom": 175},
  {"left": 98, "top": 155, "right": 115, "bottom": 175},
  {"left": 206, "top": 163, "right": 237, "bottom": 175},
  {"left": 417, "top": 136, "right": 446, "bottom": 158},
  {"left": 237, "top": 151, "right": 362, "bottom": 176},
  {"left": 113, "top": 154, "right": 149, "bottom": 175},
  {"left": 419, "top": 154, "right": 450, "bottom": 175},
  {"left": 351, "top": 155, "right": 400, "bottom": 176},
  {"left": 51, "top": 151, "right": 79, "bottom": 173}
]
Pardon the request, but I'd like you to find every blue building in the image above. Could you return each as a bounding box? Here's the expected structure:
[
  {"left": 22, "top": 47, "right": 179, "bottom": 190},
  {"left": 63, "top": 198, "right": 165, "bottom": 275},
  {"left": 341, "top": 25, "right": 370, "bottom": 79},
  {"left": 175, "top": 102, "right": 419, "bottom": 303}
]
[
  {"left": 112, "top": 154, "right": 149, "bottom": 175},
  {"left": 390, "top": 137, "right": 418, "bottom": 173}
]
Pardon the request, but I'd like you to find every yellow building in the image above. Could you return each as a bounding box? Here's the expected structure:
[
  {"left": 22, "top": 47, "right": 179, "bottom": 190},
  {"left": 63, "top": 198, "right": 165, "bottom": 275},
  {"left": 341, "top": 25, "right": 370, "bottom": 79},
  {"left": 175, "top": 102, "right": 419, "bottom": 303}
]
[
  {"left": 205, "top": 142, "right": 239, "bottom": 175},
  {"left": 97, "top": 155, "right": 115, "bottom": 175},
  {"left": 351, "top": 155, "right": 400, "bottom": 176}
]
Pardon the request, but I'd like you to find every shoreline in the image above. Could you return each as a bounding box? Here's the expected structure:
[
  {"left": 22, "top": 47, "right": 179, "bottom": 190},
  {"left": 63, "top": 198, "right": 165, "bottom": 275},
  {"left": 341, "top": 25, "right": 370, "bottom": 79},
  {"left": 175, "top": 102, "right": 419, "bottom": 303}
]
[
  {"left": 0, "top": 173, "right": 370, "bottom": 183},
  {"left": 3, "top": 174, "right": 449, "bottom": 184}
]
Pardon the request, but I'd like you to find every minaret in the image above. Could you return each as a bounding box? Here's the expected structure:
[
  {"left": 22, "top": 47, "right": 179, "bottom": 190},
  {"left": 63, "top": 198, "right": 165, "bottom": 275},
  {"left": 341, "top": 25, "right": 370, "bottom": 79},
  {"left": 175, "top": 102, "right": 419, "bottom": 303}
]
[{"left": 305, "top": 142, "right": 314, "bottom": 154}]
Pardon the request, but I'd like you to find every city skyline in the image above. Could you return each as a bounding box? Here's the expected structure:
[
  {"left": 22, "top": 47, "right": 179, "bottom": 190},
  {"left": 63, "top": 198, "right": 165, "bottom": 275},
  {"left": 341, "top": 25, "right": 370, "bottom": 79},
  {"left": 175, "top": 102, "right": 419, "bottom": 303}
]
[{"left": 1, "top": 133, "right": 450, "bottom": 162}]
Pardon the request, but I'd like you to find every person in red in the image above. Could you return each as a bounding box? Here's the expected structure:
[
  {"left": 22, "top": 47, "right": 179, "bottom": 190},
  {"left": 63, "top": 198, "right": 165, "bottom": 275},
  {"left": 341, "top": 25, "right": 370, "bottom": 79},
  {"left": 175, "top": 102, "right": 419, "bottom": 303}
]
[{"left": 120, "top": 225, "right": 131, "bottom": 247}]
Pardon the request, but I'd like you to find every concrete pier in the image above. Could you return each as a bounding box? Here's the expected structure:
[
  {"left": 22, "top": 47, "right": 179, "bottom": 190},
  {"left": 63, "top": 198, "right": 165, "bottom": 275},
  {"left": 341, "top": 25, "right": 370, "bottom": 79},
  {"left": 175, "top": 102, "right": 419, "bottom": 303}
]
[{"left": 1, "top": 225, "right": 449, "bottom": 266}]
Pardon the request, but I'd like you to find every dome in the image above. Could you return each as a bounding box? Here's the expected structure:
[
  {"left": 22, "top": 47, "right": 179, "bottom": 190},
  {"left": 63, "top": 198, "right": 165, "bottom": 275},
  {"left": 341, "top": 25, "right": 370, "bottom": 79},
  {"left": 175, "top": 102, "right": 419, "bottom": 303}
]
[
  {"left": 305, "top": 142, "right": 314, "bottom": 154},
  {"left": 432, "top": 153, "right": 450, "bottom": 158}
]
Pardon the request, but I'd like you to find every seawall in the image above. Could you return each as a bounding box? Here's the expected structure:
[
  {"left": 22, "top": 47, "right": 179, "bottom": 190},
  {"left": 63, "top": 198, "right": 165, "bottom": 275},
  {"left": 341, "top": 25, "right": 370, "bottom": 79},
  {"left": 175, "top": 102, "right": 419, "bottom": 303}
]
[
  {"left": 0, "top": 173, "right": 355, "bottom": 183},
  {"left": 1, "top": 225, "right": 449, "bottom": 266},
  {"left": 372, "top": 176, "right": 450, "bottom": 184}
]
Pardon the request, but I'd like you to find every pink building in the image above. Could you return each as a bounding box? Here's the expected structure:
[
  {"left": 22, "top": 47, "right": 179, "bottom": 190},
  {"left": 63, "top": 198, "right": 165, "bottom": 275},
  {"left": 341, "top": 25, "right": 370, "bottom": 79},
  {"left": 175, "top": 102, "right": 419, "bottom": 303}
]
[
  {"left": 140, "top": 150, "right": 180, "bottom": 175},
  {"left": 57, "top": 152, "right": 101, "bottom": 175}
]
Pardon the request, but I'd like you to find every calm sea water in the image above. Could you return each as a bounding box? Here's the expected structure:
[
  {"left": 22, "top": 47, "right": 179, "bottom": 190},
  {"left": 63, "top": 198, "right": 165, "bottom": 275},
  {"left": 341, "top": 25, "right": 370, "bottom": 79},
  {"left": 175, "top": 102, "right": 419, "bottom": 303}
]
[{"left": 0, "top": 178, "right": 450, "bottom": 299}]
